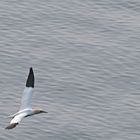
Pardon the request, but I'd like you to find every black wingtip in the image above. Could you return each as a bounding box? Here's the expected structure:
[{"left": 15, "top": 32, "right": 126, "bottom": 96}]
[
  {"left": 26, "top": 67, "right": 34, "bottom": 88},
  {"left": 5, "top": 123, "right": 18, "bottom": 129}
]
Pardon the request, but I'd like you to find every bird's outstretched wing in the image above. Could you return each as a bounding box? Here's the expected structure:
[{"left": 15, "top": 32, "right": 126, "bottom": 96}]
[
  {"left": 5, "top": 123, "right": 18, "bottom": 129},
  {"left": 5, "top": 113, "right": 27, "bottom": 129},
  {"left": 20, "top": 67, "right": 35, "bottom": 110}
]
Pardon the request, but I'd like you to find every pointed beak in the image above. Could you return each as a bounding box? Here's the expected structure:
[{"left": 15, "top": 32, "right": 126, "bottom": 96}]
[{"left": 42, "top": 111, "right": 48, "bottom": 113}]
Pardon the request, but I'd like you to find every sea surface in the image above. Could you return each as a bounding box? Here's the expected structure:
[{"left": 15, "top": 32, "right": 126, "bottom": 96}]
[{"left": 0, "top": 0, "right": 140, "bottom": 140}]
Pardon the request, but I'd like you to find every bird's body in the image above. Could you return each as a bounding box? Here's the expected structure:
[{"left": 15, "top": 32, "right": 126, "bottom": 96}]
[{"left": 6, "top": 68, "right": 47, "bottom": 129}]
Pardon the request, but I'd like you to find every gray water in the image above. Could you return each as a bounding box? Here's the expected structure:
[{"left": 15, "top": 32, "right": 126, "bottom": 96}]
[{"left": 0, "top": 0, "right": 140, "bottom": 139}]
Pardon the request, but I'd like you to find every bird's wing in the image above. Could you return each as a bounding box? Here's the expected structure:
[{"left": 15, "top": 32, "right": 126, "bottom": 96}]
[
  {"left": 20, "top": 67, "right": 35, "bottom": 110},
  {"left": 10, "top": 112, "right": 27, "bottom": 124},
  {"left": 5, "top": 113, "right": 27, "bottom": 129},
  {"left": 5, "top": 123, "right": 18, "bottom": 129}
]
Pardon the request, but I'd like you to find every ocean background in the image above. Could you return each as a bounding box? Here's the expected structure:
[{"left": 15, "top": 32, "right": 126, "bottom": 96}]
[{"left": 0, "top": 0, "right": 140, "bottom": 139}]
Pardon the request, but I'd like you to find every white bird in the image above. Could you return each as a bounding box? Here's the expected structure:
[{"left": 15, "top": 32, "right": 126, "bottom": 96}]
[{"left": 6, "top": 67, "right": 47, "bottom": 129}]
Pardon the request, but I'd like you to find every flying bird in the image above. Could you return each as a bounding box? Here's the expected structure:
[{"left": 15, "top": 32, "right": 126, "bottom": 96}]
[{"left": 5, "top": 67, "right": 47, "bottom": 129}]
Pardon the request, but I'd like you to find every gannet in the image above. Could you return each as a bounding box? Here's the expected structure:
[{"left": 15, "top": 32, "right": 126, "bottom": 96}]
[{"left": 5, "top": 67, "right": 47, "bottom": 129}]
